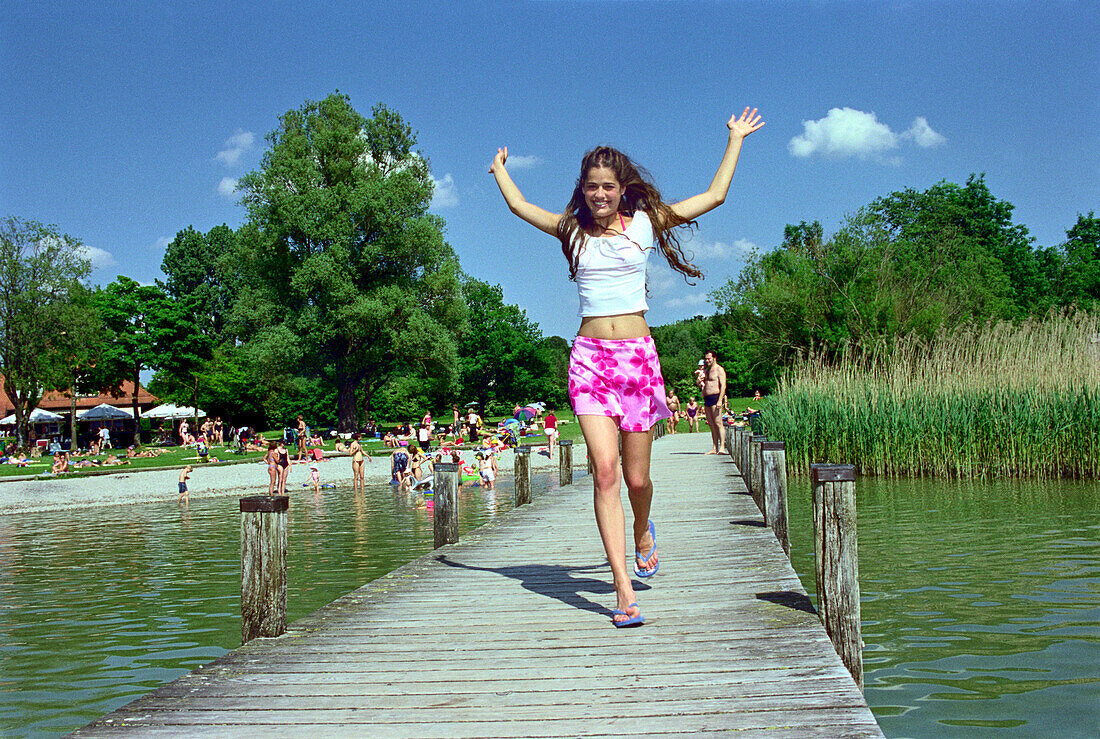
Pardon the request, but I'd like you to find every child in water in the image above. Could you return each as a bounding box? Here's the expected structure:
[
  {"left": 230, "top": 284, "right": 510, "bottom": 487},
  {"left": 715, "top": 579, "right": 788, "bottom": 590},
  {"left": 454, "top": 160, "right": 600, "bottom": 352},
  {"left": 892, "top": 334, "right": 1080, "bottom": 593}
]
[
  {"left": 308, "top": 463, "right": 320, "bottom": 494},
  {"left": 476, "top": 451, "right": 497, "bottom": 490},
  {"left": 178, "top": 466, "right": 192, "bottom": 503}
]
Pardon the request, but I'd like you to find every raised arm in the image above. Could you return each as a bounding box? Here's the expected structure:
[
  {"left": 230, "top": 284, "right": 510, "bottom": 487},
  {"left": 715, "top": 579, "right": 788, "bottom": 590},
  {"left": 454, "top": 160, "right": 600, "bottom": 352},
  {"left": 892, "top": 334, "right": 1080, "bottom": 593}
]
[
  {"left": 667, "top": 108, "right": 765, "bottom": 224},
  {"left": 489, "top": 147, "right": 562, "bottom": 237}
]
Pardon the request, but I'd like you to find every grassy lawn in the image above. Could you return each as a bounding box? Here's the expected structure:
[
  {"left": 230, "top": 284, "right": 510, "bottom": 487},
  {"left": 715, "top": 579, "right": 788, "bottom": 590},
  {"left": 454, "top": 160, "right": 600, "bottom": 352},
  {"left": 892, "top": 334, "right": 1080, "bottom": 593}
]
[{"left": 3, "top": 398, "right": 768, "bottom": 479}]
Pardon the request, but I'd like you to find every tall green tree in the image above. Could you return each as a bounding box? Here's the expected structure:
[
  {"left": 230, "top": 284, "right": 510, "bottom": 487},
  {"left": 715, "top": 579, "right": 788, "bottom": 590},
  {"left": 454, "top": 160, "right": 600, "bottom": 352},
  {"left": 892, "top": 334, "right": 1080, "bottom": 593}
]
[
  {"left": 1054, "top": 212, "right": 1100, "bottom": 308},
  {"left": 0, "top": 217, "right": 97, "bottom": 449},
  {"left": 711, "top": 176, "right": 1052, "bottom": 367},
  {"left": 160, "top": 224, "right": 236, "bottom": 336},
  {"left": 457, "top": 279, "right": 550, "bottom": 412},
  {"left": 92, "top": 277, "right": 178, "bottom": 438},
  {"left": 235, "top": 93, "right": 465, "bottom": 430}
]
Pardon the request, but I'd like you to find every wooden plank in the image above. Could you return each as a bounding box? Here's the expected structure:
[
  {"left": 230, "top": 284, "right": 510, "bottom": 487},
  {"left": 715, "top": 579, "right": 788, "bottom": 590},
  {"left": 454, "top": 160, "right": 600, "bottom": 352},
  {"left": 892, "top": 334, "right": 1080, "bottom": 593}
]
[{"left": 75, "top": 433, "right": 883, "bottom": 738}]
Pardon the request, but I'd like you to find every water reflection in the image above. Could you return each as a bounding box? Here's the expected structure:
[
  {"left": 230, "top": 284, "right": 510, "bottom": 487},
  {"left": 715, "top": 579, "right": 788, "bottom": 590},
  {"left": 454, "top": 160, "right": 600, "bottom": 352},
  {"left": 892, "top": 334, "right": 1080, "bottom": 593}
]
[
  {"left": 787, "top": 476, "right": 1100, "bottom": 737},
  {"left": 0, "top": 475, "right": 539, "bottom": 737}
]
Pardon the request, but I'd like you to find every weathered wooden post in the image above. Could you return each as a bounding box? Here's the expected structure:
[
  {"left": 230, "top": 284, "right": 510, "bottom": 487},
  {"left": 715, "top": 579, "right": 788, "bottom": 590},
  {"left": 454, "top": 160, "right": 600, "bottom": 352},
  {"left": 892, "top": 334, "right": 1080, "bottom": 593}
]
[
  {"left": 433, "top": 462, "right": 460, "bottom": 549},
  {"left": 724, "top": 419, "right": 735, "bottom": 457},
  {"left": 240, "top": 495, "right": 288, "bottom": 644},
  {"left": 514, "top": 446, "right": 532, "bottom": 506},
  {"left": 749, "top": 434, "right": 766, "bottom": 513},
  {"left": 811, "top": 464, "right": 863, "bottom": 691},
  {"left": 740, "top": 427, "right": 751, "bottom": 475},
  {"left": 559, "top": 439, "right": 573, "bottom": 486},
  {"left": 761, "top": 440, "right": 790, "bottom": 557}
]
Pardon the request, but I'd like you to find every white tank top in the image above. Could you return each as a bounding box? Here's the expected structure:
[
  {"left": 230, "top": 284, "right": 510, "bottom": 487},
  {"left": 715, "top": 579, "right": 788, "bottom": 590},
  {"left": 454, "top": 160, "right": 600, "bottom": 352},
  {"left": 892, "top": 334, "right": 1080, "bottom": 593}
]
[{"left": 574, "top": 211, "right": 654, "bottom": 317}]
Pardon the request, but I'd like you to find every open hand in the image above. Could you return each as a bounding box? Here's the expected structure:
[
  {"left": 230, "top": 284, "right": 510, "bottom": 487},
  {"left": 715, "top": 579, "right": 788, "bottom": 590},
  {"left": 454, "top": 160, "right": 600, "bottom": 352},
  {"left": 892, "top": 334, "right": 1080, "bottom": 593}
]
[
  {"left": 489, "top": 147, "right": 508, "bottom": 173},
  {"left": 727, "top": 108, "right": 765, "bottom": 138}
]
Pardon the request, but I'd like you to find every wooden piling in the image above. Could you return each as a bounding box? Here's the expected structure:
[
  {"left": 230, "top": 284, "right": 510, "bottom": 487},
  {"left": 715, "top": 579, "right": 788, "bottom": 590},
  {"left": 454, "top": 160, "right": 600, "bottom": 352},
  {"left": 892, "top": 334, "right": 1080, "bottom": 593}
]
[
  {"left": 433, "top": 462, "right": 460, "bottom": 549},
  {"left": 240, "top": 495, "right": 288, "bottom": 644},
  {"left": 811, "top": 464, "right": 863, "bottom": 691},
  {"left": 514, "top": 446, "right": 532, "bottom": 506},
  {"left": 749, "top": 434, "right": 766, "bottom": 513},
  {"left": 739, "top": 427, "right": 751, "bottom": 480},
  {"left": 559, "top": 439, "right": 573, "bottom": 486},
  {"left": 761, "top": 440, "right": 790, "bottom": 558},
  {"left": 724, "top": 420, "right": 735, "bottom": 457}
]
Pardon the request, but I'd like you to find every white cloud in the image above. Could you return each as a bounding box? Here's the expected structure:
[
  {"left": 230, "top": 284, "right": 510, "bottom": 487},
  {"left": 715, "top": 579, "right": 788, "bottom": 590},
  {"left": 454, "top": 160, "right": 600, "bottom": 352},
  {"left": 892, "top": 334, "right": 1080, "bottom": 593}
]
[
  {"left": 664, "top": 293, "right": 710, "bottom": 309},
  {"left": 647, "top": 269, "right": 677, "bottom": 295},
  {"left": 790, "top": 108, "right": 946, "bottom": 162},
  {"left": 690, "top": 237, "right": 757, "bottom": 261},
  {"left": 903, "top": 116, "right": 946, "bottom": 148},
  {"left": 431, "top": 173, "right": 459, "bottom": 208},
  {"left": 214, "top": 129, "right": 255, "bottom": 166},
  {"left": 77, "top": 245, "right": 116, "bottom": 269},
  {"left": 217, "top": 177, "right": 238, "bottom": 198},
  {"left": 152, "top": 236, "right": 171, "bottom": 252},
  {"left": 789, "top": 107, "right": 898, "bottom": 159},
  {"left": 506, "top": 154, "right": 541, "bottom": 169}
]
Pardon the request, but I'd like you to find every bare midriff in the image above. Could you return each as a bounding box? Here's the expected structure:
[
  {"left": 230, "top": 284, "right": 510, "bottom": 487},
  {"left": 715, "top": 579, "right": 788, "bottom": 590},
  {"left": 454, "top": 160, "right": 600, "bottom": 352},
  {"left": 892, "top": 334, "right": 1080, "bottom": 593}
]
[{"left": 577, "top": 311, "right": 650, "bottom": 340}]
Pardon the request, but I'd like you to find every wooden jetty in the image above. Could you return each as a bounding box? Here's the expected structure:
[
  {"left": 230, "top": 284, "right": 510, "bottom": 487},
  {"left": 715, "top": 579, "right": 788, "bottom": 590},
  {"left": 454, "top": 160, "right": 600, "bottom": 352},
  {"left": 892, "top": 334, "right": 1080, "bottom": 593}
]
[{"left": 76, "top": 432, "right": 883, "bottom": 737}]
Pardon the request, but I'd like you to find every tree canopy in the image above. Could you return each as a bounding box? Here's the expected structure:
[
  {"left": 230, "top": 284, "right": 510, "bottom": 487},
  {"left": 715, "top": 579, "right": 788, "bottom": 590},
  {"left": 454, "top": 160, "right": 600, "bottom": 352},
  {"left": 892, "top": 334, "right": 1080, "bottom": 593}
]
[
  {"left": 225, "top": 94, "right": 465, "bottom": 429},
  {"left": 0, "top": 217, "right": 97, "bottom": 449}
]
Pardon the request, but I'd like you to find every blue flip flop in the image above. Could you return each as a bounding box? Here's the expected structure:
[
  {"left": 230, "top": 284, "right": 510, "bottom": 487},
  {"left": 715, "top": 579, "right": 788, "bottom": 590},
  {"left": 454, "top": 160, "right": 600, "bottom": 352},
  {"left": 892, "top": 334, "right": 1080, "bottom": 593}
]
[
  {"left": 611, "top": 602, "right": 645, "bottom": 628},
  {"left": 633, "top": 519, "right": 659, "bottom": 578}
]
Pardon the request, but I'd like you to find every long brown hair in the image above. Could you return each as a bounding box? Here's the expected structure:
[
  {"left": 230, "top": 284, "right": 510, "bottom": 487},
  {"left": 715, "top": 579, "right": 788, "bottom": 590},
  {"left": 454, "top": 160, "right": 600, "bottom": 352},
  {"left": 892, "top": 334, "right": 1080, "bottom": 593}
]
[{"left": 557, "top": 146, "right": 703, "bottom": 283}]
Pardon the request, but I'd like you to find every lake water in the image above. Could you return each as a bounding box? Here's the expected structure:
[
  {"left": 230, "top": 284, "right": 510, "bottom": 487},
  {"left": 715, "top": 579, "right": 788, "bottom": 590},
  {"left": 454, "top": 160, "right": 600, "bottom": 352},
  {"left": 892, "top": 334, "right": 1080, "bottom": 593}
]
[
  {"left": 0, "top": 478, "right": 532, "bottom": 737},
  {"left": 1, "top": 472, "right": 1097, "bottom": 736},
  {"left": 787, "top": 476, "right": 1100, "bottom": 737}
]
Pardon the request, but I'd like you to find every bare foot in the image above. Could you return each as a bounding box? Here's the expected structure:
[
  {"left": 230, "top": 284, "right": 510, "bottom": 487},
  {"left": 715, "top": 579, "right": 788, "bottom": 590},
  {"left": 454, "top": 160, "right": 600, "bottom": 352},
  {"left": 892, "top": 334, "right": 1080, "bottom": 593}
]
[
  {"left": 613, "top": 581, "right": 641, "bottom": 625},
  {"left": 612, "top": 601, "right": 642, "bottom": 625},
  {"left": 634, "top": 526, "right": 658, "bottom": 574},
  {"left": 704, "top": 449, "right": 717, "bottom": 455}
]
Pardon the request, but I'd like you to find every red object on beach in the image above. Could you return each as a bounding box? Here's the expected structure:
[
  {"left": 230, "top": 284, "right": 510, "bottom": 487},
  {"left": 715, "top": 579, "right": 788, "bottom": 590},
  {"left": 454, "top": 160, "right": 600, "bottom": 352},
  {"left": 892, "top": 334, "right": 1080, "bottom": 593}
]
[{"left": 311, "top": 448, "right": 323, "bottom": 461}]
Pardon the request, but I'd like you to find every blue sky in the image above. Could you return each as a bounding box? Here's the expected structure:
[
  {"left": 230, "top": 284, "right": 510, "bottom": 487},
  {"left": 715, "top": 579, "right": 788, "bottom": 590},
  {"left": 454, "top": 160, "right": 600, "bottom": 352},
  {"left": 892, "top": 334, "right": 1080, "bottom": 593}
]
[{"left": 3, "top": 1, "right": 1097, "bottom": 340}]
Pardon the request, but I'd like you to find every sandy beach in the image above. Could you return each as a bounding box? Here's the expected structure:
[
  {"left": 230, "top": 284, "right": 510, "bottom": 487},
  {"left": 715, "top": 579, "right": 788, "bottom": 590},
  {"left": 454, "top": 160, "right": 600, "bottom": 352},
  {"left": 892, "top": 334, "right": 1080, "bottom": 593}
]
[{"left": 0, "top": 445, "right": 574, "bottom": 515}]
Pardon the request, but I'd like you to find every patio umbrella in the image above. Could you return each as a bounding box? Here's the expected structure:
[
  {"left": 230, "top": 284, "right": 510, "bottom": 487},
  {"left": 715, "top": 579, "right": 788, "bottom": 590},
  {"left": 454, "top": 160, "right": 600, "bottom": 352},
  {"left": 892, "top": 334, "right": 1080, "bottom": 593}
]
[
  {"left": 464, "top": 401, "right": 480, "bottom": 408},
  {"left": 77, "top": 403, "right": 134, "bottom": 421},
  {"left": 143, "top": 403, "right": 207, "bottom": 420},
  {"left": 0, "top": 407, "right": 65, "bottom": 425},
  {"left": 514, "top": 405, "right": 540, "bottom": 422}
]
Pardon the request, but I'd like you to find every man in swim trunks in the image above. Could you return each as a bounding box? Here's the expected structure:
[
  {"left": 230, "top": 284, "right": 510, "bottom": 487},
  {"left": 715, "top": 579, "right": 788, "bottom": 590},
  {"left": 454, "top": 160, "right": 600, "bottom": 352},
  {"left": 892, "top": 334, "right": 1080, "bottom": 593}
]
[
  {"left": 701, "top": 349, "right": 727, "bottom": 455},
  {"left": 665, "top": 390, "right": 680, "bottom": 435}
]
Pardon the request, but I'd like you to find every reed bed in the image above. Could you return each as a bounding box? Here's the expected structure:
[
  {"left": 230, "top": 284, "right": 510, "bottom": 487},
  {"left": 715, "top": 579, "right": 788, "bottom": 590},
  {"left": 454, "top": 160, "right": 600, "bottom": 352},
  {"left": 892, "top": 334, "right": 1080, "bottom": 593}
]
[{"left": 764, "top": 311, "right": 1100, "bottom": 478}]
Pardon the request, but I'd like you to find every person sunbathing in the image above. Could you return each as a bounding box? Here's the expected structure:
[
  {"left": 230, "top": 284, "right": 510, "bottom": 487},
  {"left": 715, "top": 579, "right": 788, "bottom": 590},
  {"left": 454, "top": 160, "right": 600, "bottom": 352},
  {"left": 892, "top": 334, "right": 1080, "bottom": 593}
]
[
  {"left": 74, "top": 458, "right": 100, "bottom": 468},
  {"left": 102, "top": 454, "right": 130, "bottom": 466}
]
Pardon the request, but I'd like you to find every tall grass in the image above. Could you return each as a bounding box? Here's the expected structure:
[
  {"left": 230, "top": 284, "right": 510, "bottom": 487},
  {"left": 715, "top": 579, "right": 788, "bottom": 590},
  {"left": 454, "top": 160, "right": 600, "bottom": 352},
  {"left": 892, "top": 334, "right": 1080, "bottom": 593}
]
[{"left": 764, "top": 311, "right": 1100, "bottom": 478}]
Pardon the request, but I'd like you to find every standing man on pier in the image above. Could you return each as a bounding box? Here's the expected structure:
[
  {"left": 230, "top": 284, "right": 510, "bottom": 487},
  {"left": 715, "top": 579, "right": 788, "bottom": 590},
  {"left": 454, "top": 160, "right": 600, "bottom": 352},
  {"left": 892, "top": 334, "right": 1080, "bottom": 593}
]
[{"left": 701, "top": 349, "right": 727, "bottom": 455}]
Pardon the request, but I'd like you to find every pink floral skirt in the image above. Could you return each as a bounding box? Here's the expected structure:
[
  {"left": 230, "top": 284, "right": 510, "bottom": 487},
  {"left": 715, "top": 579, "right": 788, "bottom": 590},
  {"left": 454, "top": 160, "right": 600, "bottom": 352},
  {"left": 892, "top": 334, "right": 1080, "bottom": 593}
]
[{"left": 568, "top": 335, "right": 672, "bottom": 433}]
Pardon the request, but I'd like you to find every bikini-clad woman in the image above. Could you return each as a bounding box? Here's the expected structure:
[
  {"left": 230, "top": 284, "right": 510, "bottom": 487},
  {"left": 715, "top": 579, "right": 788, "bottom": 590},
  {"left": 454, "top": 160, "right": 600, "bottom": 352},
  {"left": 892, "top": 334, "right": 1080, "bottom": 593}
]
[
  {"left": 490, "top": 107, "right": 763, "bottom": 627},
  {"left": 349, "top": 432, "right": 366, "bottom": 494},
  {"left": 264, "top": 441, "right": 279, "bottom": 496}
]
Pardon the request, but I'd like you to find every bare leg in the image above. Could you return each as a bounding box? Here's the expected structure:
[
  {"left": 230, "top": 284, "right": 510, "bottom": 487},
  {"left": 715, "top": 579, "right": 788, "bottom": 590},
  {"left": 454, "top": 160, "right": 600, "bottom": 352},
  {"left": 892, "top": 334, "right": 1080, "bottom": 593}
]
[
  {"left": 267, "top": 468, "right": 277, "bottom": 497},
  {"left": 704, "top": 405, "right": 721, "bottom": 454},
  {"left": 578, "top": 415, "right": 640, "bottom": 625},
  {"left": 621, "top": 429, "right": 658, "bottom": 574}
]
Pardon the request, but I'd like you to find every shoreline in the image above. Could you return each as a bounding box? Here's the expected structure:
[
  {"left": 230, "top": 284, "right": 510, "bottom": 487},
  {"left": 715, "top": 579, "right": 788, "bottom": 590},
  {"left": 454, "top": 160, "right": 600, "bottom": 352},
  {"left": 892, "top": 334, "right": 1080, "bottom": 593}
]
[{"left": 0, "top": 445, "right": 572, "bottom": 515}]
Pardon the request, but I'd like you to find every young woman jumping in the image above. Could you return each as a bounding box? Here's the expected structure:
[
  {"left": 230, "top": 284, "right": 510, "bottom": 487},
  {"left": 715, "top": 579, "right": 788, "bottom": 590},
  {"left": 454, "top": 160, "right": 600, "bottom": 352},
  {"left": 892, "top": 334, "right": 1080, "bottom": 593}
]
[{"left": 490, "top": 107, "right": 764, "bottom": 627}]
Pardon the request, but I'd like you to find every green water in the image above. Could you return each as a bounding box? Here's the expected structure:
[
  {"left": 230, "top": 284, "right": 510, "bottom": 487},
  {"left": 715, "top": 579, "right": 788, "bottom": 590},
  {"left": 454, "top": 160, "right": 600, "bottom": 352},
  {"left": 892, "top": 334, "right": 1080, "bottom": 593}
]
[
  {"left": 1, "top": 474, "right": 1097, "bottom": 737},
  {"left": 0, "top": 479, "right": 528, "bottom": 737},
  {"left": 787, "top": 477, "right": 1100, "bottom": 737}
]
